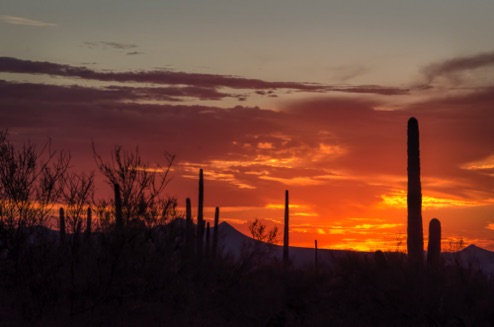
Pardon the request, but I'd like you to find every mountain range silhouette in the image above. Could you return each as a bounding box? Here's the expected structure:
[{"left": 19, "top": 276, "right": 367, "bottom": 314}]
[{"left": 216, "top": 222, "right": 494, "bottom": 275}]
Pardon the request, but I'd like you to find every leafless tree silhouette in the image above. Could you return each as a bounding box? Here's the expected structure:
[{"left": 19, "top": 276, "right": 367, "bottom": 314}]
[
  {"left": 92, "top": 143, "right": 176, "bottom": 228},
  {"left": 0, "top": 130, "right": 69, "bottom": 252}
]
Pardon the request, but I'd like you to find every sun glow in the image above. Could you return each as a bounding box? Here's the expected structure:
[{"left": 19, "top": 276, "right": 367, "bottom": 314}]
[{"left": 381, "top": 190, "right": 483, "bottom": 209}]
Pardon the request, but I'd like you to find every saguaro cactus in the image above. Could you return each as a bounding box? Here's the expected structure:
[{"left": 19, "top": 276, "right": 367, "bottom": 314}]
[
  {"left": 85, "top": 207, "right": 92, "bottom": 240},
  {"left": 196, "top": 169, "right": 204, "bottom": 257},
  {"left": 407, "top": 117, "right": 424, "bottom": 267},
  {"left": 59, "top": 207, "right": 66, "bottom": 244},
  {"left": 114, "top": 183, "right": 123, "bottom": 232},
  {"left": 283, "top": 190, "right": 289, "bottom": 267},
  {"left": 427, "top": 218, "right": 441, "bottom": 268},
  {"left": 205, "top": 222, "right": 210, "bottom": 258},
  {"left": 314, "top": 240, "right": 318, "bottom": 273},
  {"left": 185, "top": 197, "right": 193, "bottom": 253},
  {"left": 212, "top": 207, "right": 220, "bottom": 259}
]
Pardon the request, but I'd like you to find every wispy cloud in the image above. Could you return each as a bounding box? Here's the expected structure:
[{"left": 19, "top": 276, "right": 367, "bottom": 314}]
[
  {"left": 84, "top": 41, "right": 138, "bottom": 50},
  {"left": 424, "top": 51, "right": 494, "bottom": 85},
  {"left": 0, "top": 80, "right": 231, "bottom": 102},
  {"left": 0, "top": 15, "right": 56, "bottom": 27},
  {"left": 0, "top": 57, "right": 409, "bottom": 96}
]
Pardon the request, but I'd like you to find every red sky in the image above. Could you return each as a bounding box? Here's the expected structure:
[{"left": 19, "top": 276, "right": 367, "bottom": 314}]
[{"left": 1, "top": 53, "right": 494, "bottom": 251}]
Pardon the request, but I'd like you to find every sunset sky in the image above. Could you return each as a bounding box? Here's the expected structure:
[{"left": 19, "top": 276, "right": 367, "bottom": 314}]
[{"left": 1, "top": 1, "right": 494, "bottom": 251}]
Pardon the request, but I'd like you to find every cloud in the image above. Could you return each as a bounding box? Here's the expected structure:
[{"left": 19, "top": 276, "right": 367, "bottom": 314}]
[
  {"left": 84, "top": 41, "right": 138, "bottom": 50},
  {"left": 462, "top": 155, "right": 494, "bottom": 173},
  {"left": 0, "top": 57, "right": 324, "bottom": 91},
  {"left": 127, "top": 51, "right": 144, "bottom": 56},
  {"left": 3, "top": 74, "right": 491, "bottom": 209},
  {"left": 380, "top": 190, "right": 490, "bottom": 209},
  {"left": 330, "top": 65, "right": 368, "bottom": 83},
  {"left": 423, "top": 51, "right": 494, "bottom": 85},
  {"left": 0, "top": 80, "right": 232, "bottom": 102},
  {"left": 331, "top": 85, "right": 409, "bottom": 95},
  {"left": 0, "top": 57, "right": 409, "bottom": 96},
  {"left": 0, "top": 15, "right": 56, "bottom": 27}
]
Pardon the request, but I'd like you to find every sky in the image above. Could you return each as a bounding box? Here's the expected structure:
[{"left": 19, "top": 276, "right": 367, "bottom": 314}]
[{"left": 1, "top": 0, "right": 494, "bottom": 251}]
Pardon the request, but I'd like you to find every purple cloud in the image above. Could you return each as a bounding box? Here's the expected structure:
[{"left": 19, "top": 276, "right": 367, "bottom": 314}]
[
  {"left": 0, "top": 80, "right": 231, "bottom": 102},
  {"left": 0, "top": 57, "right": 408, "bottom": 96},
  {"left": 424, "top": 51, "right": 494, "bottom": 84}
]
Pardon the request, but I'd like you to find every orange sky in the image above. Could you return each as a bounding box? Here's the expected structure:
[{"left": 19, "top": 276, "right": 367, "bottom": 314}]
[
  {"left": 1, "top": 53, "right": 494, "bottom": 251},
  {"left": 2, "top": 1, "right": 493, "bottom": 251}
]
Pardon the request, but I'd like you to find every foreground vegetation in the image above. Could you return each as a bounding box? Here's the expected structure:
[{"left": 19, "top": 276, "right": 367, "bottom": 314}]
[{"left": 1, "top": 227, "right": 493, "bottom": 326}]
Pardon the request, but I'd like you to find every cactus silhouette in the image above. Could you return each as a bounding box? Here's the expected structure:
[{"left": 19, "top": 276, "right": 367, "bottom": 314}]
[
  {"left": 212, "top": 206, "right": 219, "bottom": 259},
  {"left": 196, "top": 169, "right": 204, "bottom": 258},
  {"left": 427, "top": 218, "right": 441, "bottom": 268},
  {"left": 314, "top": 240, "right": 318, "bottom": 273},
  {"left": 283, "top": 190, "right": 289, "bottom": 267},
  {"left": 59, "top": 207, "right": 66, "bottom": 244},
  {"left": 407, "top": 117, "right": 424, "bottom": 267},
  {"left": 185, "top": 197, "right": 193, "bottom": 254},
  {"left": 114, "top": 183, "right": 123, "bottom": 232},
  {"left": 84, "top": 207, "right": 92, "bottom": 240},
  {"left": 205, "top": 221, "right": 210, "bottom": 258}
]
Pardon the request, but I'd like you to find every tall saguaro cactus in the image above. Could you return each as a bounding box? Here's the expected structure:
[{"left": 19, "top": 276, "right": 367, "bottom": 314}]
[
  {"left": 59, "top": 207, "right": 66, "bottom": 244},
  {"left": 407, "top": 117, "right": 424, "bottom": 266},
  {"left": 196, "top": 169, "right": 204, "bottom": 257},
  {"left": 283, "top": 190, "right": 289, "bottom": 267},
  {"left": 114, "top": 183, "right": 123, "bottom": 232},
  {"left": 427, "top": 218, "right": 441, "bottom": 268}
]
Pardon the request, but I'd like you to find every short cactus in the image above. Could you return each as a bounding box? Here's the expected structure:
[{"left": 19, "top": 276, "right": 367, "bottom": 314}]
[
  {"left": 185, "top": 197, "right": 193, "bottom": 253},
  {"left": 314, "top": 240, "right": 318, "bottom": 272},
  {"left": 205, "top": 221, "right": 210, "bottom": 258},
  {"left": 427, "top": 218, "right": 441, "bottom": 268}
]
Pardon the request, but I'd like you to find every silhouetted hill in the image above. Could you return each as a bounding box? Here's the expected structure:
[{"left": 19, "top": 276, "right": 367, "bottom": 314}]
[
  {"left": 219, "top": 222, "right": 494, "bottom": 275},
  {"left": 5, "top": 222, "right": 494, "bottom": 276},
  {"left": 443, "top": 244, "right": 494, "bottom": 275},
  {"left": 218, "top": 221, "right": 373, "bottom": 268}
]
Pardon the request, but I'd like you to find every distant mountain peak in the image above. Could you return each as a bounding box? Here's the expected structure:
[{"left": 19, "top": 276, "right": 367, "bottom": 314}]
[{"left": 461, "top": 244, "right": 494, "bottom": 254}]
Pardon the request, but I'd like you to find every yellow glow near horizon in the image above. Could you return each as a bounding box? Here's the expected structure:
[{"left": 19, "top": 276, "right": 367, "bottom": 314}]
[
  {"left": 265, "top": 203, "right": 308, "bottom": 209},
  {"left": 381, "top": 190, "right": 483, "bottom": 209},
  {"left": 130, "top": 166, "right": 171, "bottom": 173},
  {"left": 258, "top": 175, "right": 326, "bottom": 186},
  {"left": 292, "top": 212, "right": 319, "bottom": 217}
]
